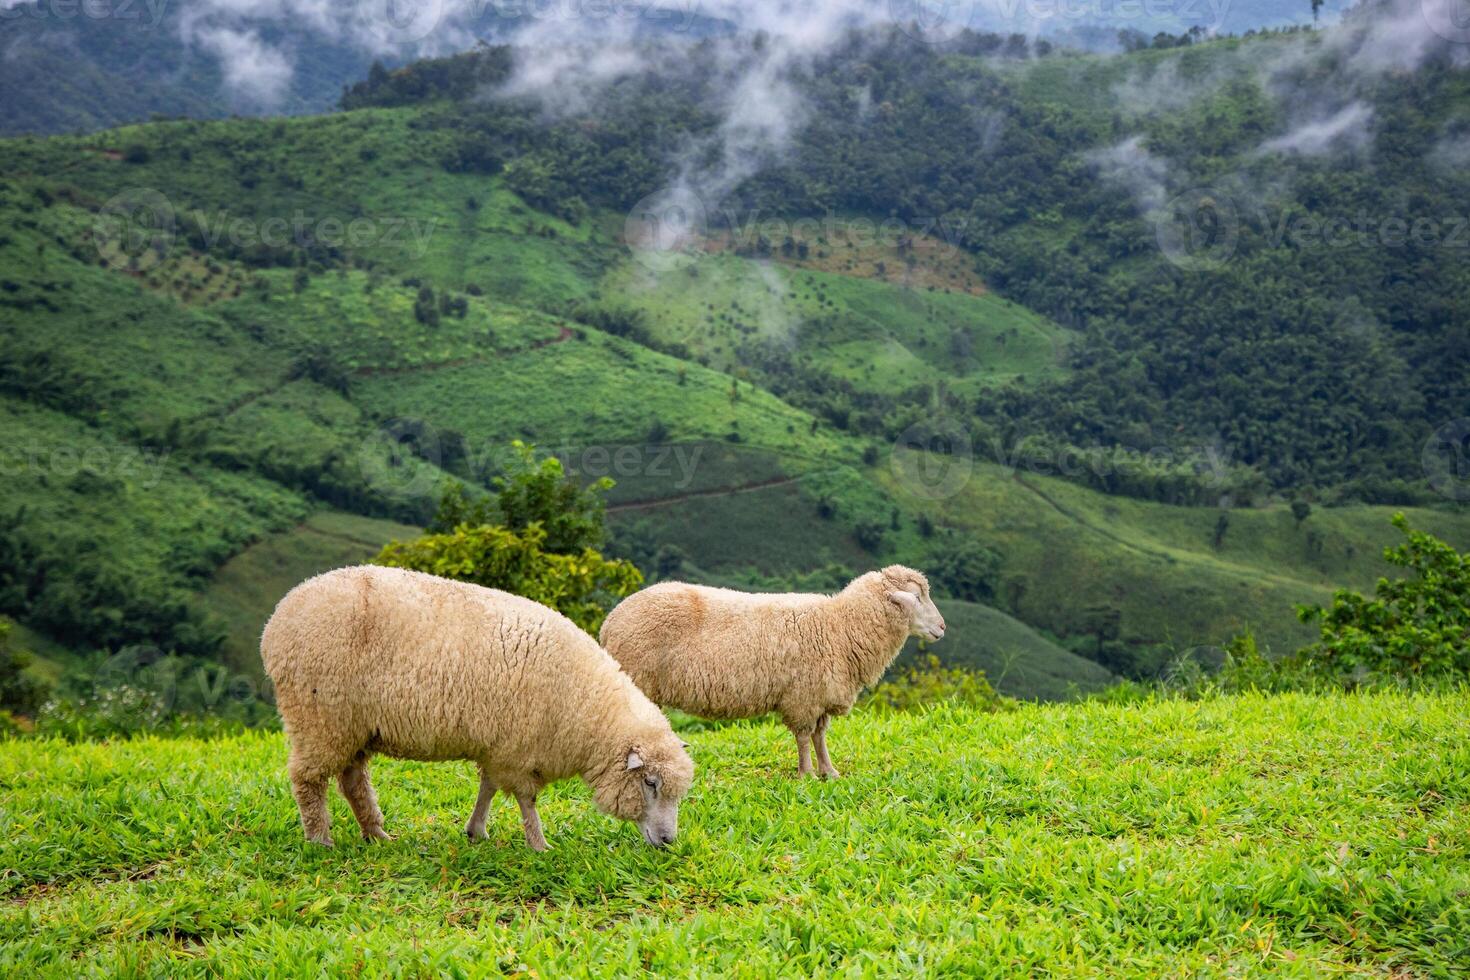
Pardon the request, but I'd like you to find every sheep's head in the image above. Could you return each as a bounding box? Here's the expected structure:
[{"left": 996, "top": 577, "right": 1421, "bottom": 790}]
[
  {"left": 593, "top": 730, "right": 694, "bottom": 848},
  {"left": 881, "top": 565, "right": 946, "bottom": 642}
]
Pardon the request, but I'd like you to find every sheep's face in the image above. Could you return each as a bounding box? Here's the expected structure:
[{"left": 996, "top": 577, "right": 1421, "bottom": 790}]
[
  {"left": 595, "top": 735, "right": 694, "bottom": 848},
  {"left": 882, "top": 566, "right": 946, "bottom": 642}
]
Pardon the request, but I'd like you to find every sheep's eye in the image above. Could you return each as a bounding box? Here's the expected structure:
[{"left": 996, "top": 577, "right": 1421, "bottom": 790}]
[{"left": 644, "top": 777, "right": 658, "bottom": 790}]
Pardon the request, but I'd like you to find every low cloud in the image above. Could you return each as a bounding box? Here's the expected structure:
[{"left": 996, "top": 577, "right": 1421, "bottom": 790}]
[
  {"left": 1258, "top": 102, "right": 1373, "bottom": 157},
  {"left": 193, "top": 26, "right": 293, "bottom": 106},
  {"left": 1087, "top": 135, "right": 1170, "bottom": 211}
]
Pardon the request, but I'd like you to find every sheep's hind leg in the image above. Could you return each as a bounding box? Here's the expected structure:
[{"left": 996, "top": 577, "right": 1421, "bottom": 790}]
[
  {"left": 794, "top": 729, "right": 815, "bottom": 778},
  {"left": 814, "top": 715, "right": 841, "bottom": 780},
  {"left": 288, "top": 748, "right": 335, "bottom": 847},
  {"left": 517, "top": 793, "right": 548, "bottom": 851},
  {"left": 339, "top": 752, "right": 391, "bottom": 841},
  {"left": 465, "top": 769, "right": 495, "bottom": 841}
]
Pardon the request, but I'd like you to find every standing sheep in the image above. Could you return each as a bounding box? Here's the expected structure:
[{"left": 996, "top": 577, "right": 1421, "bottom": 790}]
[
  {"left": 261, "top": 565, "right": 694, "bottom": 850},
  {"left": 600, "top": 565, "right": 945, "bottom": 779}
]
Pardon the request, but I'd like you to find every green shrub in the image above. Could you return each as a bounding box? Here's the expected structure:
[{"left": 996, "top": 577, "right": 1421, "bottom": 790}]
[
  {"left": 1297, "top": 514, "right": 1470, "bottom": 680},
  {"left": 374, "top": 523, "right": 641, "bottom": 635},
  {"left": 861, "top": 655, "right": 1011, "bottom": 713}
]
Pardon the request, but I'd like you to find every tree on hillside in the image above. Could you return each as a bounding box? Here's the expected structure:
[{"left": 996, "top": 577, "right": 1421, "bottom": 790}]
[
  {"left": 926, "top": 534, "right": 1003, "bottom": 604},
  {"left": 493, "top": 441, "right": 612, "bottom": 554},
  {"left": 427, "top": 442, "right": 615, "bottom": 553},
  {"left": 1297, "top": 515, "right": 1470, "bottom": 679}
]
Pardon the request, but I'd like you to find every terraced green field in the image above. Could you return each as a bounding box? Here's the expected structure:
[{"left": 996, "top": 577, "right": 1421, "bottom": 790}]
[
  {"left": 604, "top": 253, "right": 1070, "bottom": 393},
  {"left": 3, "top": 691, "right": 1466, "bottom": 975}
]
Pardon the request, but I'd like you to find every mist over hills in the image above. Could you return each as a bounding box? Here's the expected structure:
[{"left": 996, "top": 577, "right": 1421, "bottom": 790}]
[{"left": 0, "top": 0, "right": 1354, "bottom": 136}]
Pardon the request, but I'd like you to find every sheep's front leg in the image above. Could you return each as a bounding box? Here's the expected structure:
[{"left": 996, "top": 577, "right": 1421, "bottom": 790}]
[
  {"left": 794, "top": 729, "right": 815, "bottom": 778},
  {"left": 813, "top": 714, "right": 841, "bottom": 780},
  {"left": 465, "top": 770, "right": 495, "bottom": 841},
  {"left": 517, "top": 793, "right": 548, "bottom": 851}
]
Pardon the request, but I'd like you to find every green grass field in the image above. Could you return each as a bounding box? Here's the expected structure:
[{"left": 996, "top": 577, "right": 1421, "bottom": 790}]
[{"left": 3, "top": 691, "right": 1466, "bottom": 975}]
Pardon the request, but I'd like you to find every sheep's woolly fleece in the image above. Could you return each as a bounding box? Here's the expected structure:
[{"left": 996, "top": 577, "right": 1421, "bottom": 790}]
[
  {"left": 261, "top": 565, "right": 693, "bottom": 848},
  {"left": 601, "top": 565, "right": 945, "bottom": 777}
]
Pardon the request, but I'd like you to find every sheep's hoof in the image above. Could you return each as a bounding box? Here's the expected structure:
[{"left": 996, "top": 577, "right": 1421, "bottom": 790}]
[
  {"left": 306, "top": 834, "right": 334, "bottom": 848},
  {"left": 362, "top": 827, "right": 393, "bottom": 842},
  {"left": 465, "top": 826, "right": 487, "bottom": 842},
  {"left": 525, "top": 837, "right": 549, "bottom": 852},
  {"left": 795, "top": 769, "right": 815, "bottom": 779},
  {"left": 819, "top": 768, "right": 841, "bottom": 780}
]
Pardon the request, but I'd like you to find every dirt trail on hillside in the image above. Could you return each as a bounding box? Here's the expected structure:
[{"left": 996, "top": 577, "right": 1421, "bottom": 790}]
[
  {"left": 606, "top": 475, "right": 803, "bottom": 513},
  {"left": 1012, "top": 473, "right": 1334, "bottom": 592},
  {"left": 1012, "top": 474, "right": 1177, "bottom": 564}
]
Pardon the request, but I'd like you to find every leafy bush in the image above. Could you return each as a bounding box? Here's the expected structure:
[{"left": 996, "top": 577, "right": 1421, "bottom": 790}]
[
  {"left": 30, "top": 646, "right": 279, "bottom": 741},
  {"left": 374, "top": 523, "right": 641, "bottom": 635},
  {"left": 34, "top": 688, "right": 263, "bottom": 741},
  {"left": 1296, "top": 515, "right": 1470, "bottom": 680},
  {"left": 426, "top": 481, "right": 497, "bottom": 534},
  {"left": 861, "top": 655, "right": 1011, "bottom": 713},
  {"left": 493, "top": 440, "right": 612, "bottom": 555}
]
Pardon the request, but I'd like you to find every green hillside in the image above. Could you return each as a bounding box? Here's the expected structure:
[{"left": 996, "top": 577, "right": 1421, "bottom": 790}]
[
  {"left": 3, "top": 24, "right": 1470, "bottom": 705},
  {"left": 200, "top": 511, "right": 422, "bottom": 679},
  {"left": 604, "top": 250, "right": 1069, "bottom": 393},
  {"left": 4, "top": 691, "right": 1467, "bottom": 974}
]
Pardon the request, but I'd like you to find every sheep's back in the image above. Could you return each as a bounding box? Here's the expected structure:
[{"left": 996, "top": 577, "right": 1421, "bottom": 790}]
[
  {"left": 261, "top": 565, "right": 630, "bottom": 761},
  {"left": 602, "top": 582, "right": 819, "bottom": 719}
]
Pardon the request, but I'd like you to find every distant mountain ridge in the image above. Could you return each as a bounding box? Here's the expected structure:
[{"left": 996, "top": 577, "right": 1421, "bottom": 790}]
[
  {"left": 0, "top": 0, "right": 1343, "bottom": 137},
  {"left": 0, "top": 0, "right": 739, "bottom": 136}
]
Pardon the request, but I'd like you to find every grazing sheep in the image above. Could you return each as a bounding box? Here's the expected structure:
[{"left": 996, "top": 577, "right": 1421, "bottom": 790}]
[
  {"left": 260, "top": 565, "right": 694, "bottom": 850},
  {"left": 600, "top": 565, "right": 945, "bottom": 779}
]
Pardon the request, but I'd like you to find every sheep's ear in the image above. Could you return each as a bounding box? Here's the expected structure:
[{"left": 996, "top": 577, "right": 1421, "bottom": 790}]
[
  {"left": 626, "top": 750, "right": 644, "bottom": 771},
  {"left": 887, "top": 589, "right": 920, "bottom": 613},
  {"left": 679, "top": 740, "right": 690, "bottom": 751}
]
